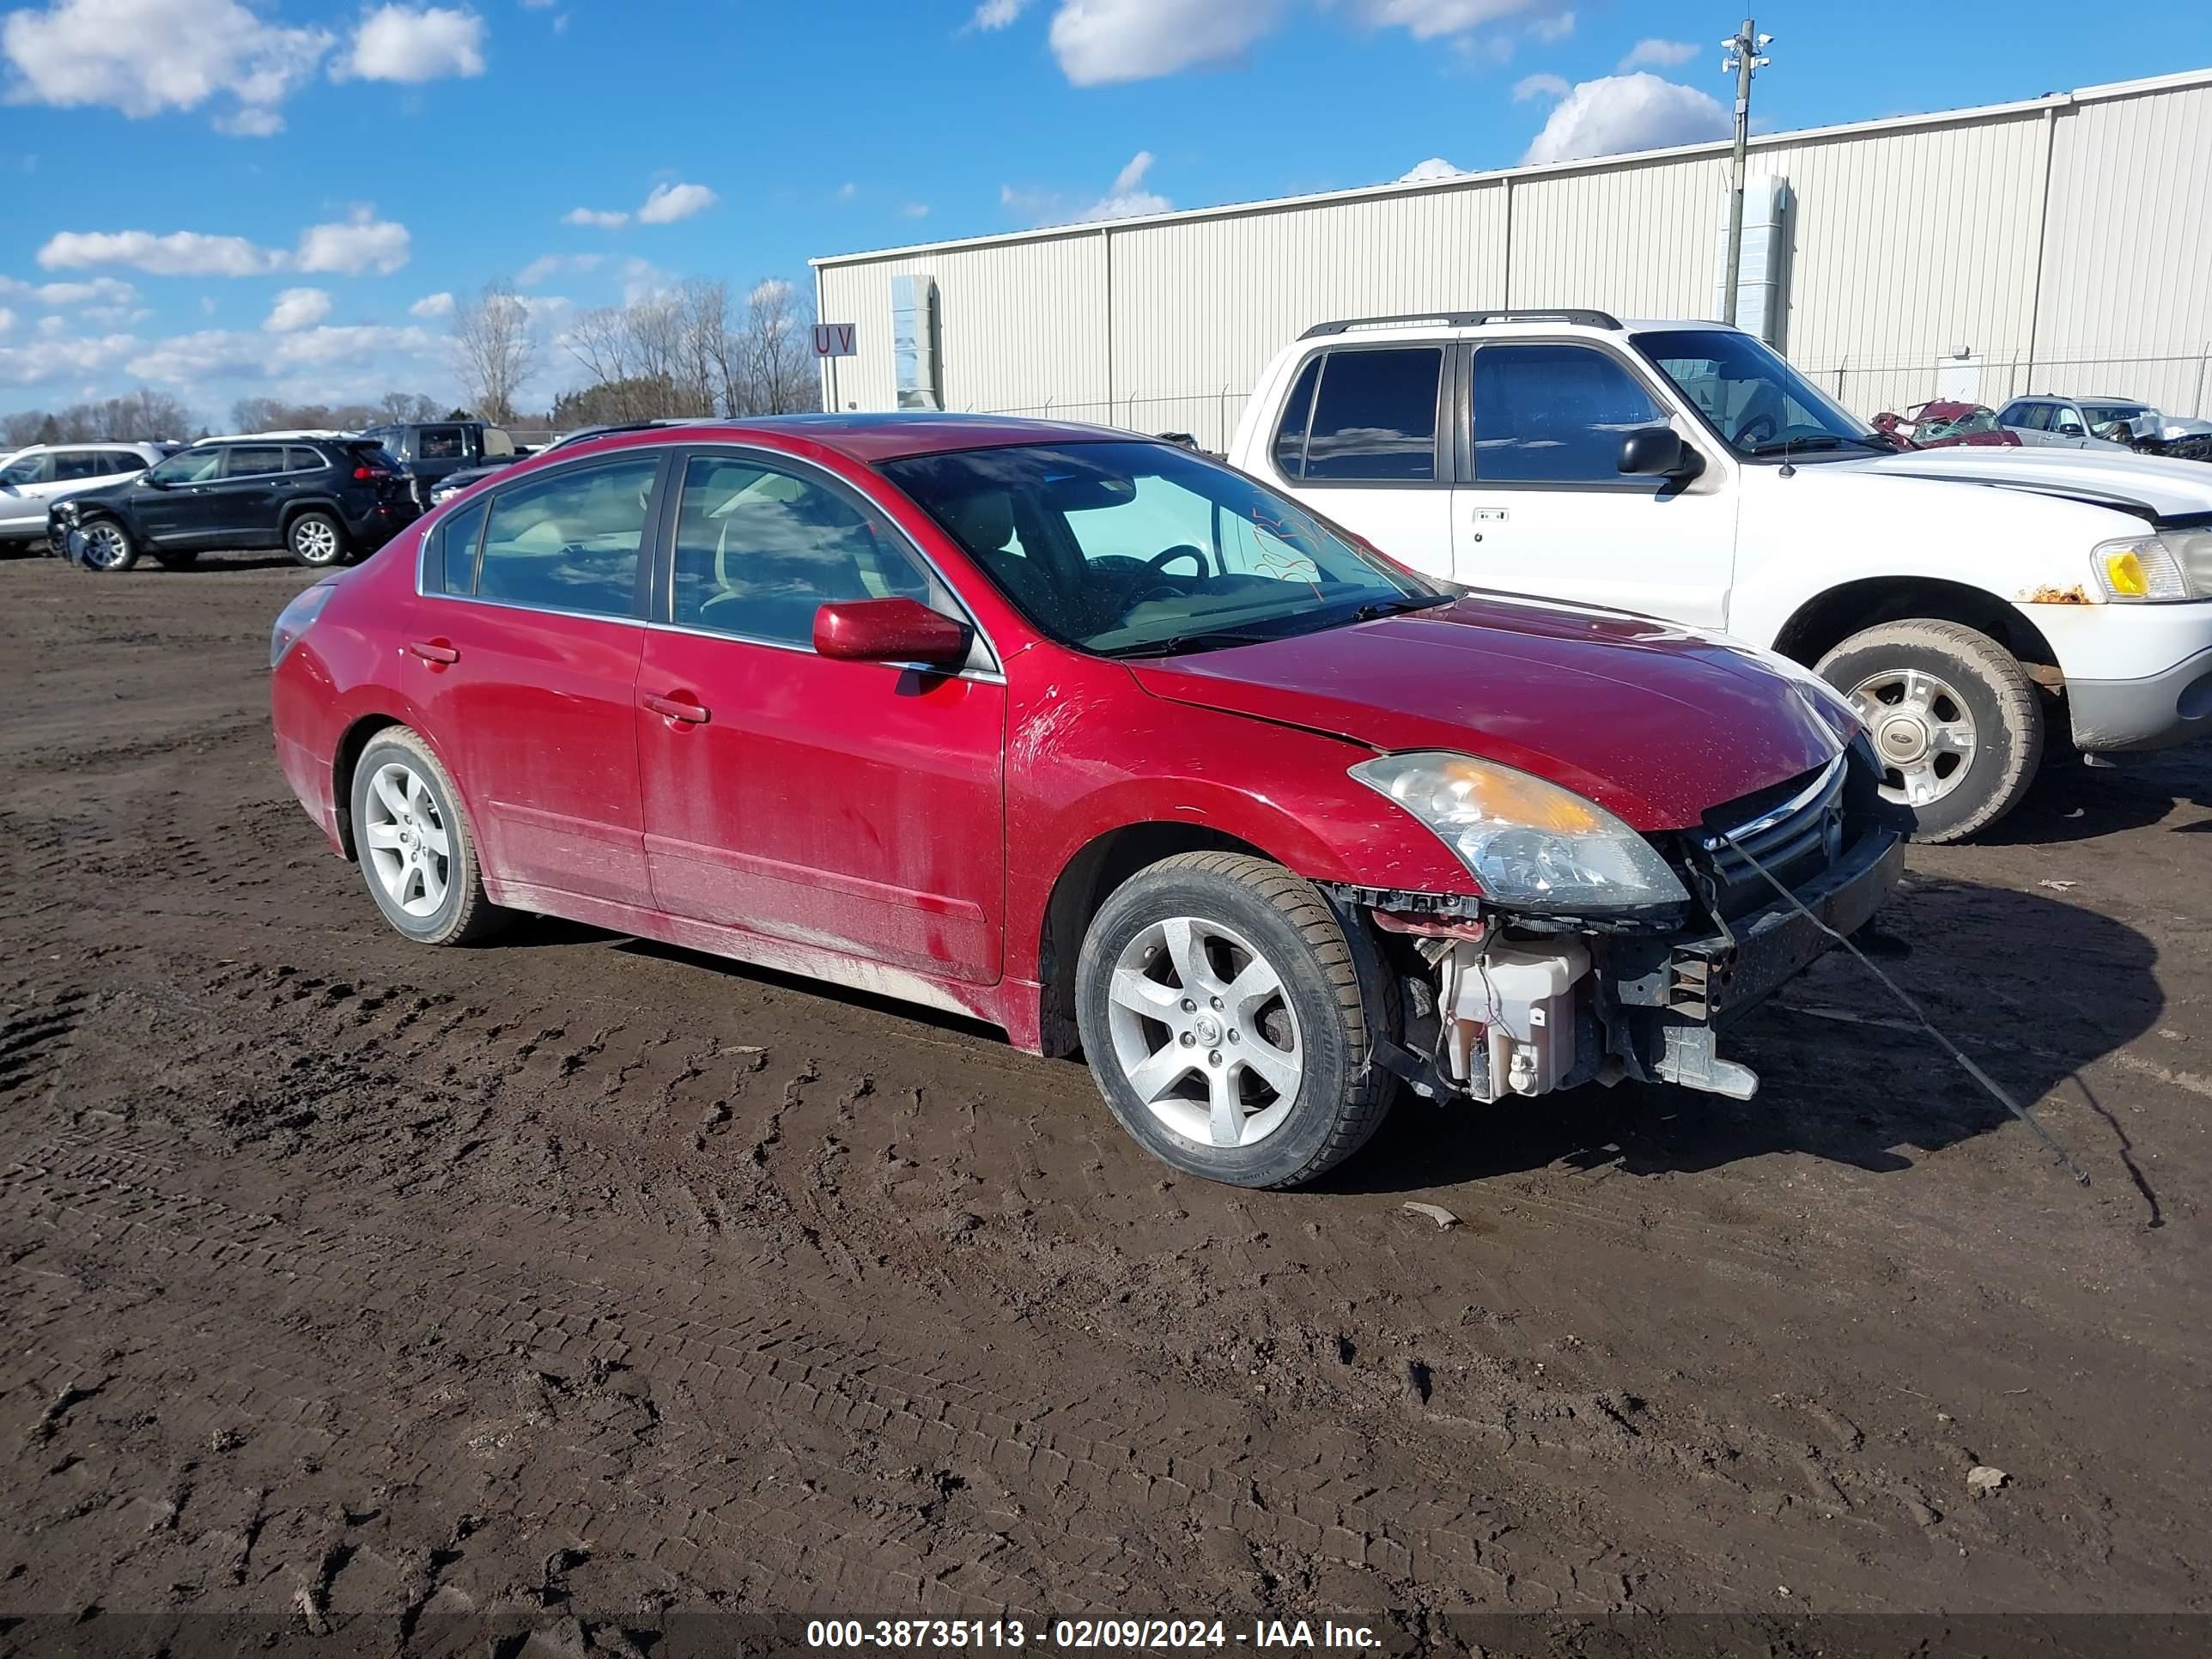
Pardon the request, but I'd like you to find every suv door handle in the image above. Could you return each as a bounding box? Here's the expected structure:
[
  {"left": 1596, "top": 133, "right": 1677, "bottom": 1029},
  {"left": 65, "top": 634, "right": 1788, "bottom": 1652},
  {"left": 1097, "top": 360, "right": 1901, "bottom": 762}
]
[
  {"left": 643, "top": 692, "right": 710, "bottom": 725},
  {"left": 405, "top": 639, "right": 460, "bottom": 665}
]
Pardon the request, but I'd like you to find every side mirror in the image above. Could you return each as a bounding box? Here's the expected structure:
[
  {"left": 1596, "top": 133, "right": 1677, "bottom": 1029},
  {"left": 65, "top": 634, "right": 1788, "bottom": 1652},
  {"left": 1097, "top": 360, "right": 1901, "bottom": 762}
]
[
  {"left": 1618, "top": 426, "right": 1705, "bottom": 481},
  {"left": 139, "top": 473, "right": 168, "bottom": 489},
  {"left": 2055, "top": 420, "right": 2084, "bottom": 438},
  {"left": 812, "top": 597, "right": 969, "bottom": 669}
]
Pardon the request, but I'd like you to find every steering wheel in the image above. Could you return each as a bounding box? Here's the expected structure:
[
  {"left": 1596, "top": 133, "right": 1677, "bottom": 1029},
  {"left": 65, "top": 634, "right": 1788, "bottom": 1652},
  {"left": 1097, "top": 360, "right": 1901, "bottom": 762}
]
[
  {"left": 1146, "top": 544, "right": 1208, "bottom": 579},
  {"left": 1735, "top": 410, "right": 1781, "bottom": 449}
]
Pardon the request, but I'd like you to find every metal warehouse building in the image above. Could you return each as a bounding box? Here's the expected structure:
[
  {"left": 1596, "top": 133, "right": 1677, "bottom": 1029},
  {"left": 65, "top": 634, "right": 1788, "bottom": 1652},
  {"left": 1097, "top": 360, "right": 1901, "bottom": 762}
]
[{"left": 811, "top": 67, "right": 2212, "bottom": 448}]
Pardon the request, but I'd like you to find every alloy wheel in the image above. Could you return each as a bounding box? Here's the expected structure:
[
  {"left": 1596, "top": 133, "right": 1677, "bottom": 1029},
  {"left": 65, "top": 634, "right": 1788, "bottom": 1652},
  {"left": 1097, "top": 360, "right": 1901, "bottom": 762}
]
[
  {"left": 293, "top": 517, "right": 341, "bottom": 565},
  {"left": 1850, "top": 665, "right": 1978, "bottom": 807},
  {"left": 1103, "top": 915, "right": 1304, "bottom": 1149},
  {"left": 81, "top": 522, "right": 131, "bottom": 570},
  {"left": 362, "top": 762, "right": 451, "bottom": 918}
]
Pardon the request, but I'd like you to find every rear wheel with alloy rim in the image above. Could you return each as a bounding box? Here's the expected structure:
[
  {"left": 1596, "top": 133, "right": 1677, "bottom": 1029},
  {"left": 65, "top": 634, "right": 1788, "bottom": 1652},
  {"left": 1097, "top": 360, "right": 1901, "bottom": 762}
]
[
  {"left": 1818, "top": 619, "right": 2043, "bottom": 842},
  {"left": 1076, "top": 851, "right": 1394, "bottom": 1188},
  {"left": 288, "top": 510, "right": 348, "bottom": 568},
  {"left": 348, "top": 728, "right": 508, "bottom": 946},
  {"left": 77, "top": 518, "right": 137, "bottom": 571}
]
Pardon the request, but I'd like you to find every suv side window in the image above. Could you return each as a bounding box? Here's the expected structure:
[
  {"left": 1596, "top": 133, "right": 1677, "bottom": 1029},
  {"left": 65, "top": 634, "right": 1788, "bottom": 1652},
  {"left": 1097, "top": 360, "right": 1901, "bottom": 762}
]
[
  {"left": 285, "top": 447, "right": 327, "bottom": 472},
  {"left": 477, "top": 457, "right": 659, "bottom": 617},
  {"left": 1471, "top": 343, "right": 1668, "bottom": 483},
  {"left": 147, "top": 447, "right": 222, "bottom": 484},
  {"left": 1271, "top": 356, "right": 1322, "bottom": 479},
  {"left": 2051, "top": 404, "right": 2086, "bottom": 436},
  {"left": 1299, "top": 348, "right": 1443, "bottom": 482},
  {"left": 417, "top": 426, "right": 465, "bottom": 462},
  {"left": 2, "top": 454, "right": 49, "bottom": 486},
  {"left": 98, "top": 450, "right": 144, "bottom": 474},
  {"left": 672, "top": 453, "right": 938, "bottom": 647},
  {"left": 223, "top": 445, "right": 288, "bottom": 478},
  {"left": 52, "top": 451, "right": 105, "bottom": 481}
]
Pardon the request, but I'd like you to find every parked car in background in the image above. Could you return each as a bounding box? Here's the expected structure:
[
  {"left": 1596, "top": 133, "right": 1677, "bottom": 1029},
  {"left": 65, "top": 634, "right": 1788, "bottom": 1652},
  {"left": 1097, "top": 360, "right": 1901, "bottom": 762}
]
[
  {"left": 422, "top": 422, "right": 653, "bottom": 508},
  {"left": 50, "top": 434, "right": 416, "bottom": 571},
  {"left": 1230, "top": 310, "right": 2212, "bottom": 842},
  {"left": 1996, "top": 396, "right": 2148, "bottom": 453},
  {"left": 1872, "top": 401, "right": 2020, "bottom": 448},
  {"left": 361, "top": 419, "right": 519, "bottom": 501},
  {"left": 269, "top": 415, "right": 1905, "bottom": 1189},
  {"left": 0, "top": 441, "right": 167, "bottom": 549}
]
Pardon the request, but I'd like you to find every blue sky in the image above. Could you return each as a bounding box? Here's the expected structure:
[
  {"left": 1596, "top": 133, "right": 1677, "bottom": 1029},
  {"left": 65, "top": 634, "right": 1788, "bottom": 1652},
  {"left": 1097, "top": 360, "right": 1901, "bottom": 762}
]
[{"left": 5, "top": 0, "right": 2211, "bottom": 422}]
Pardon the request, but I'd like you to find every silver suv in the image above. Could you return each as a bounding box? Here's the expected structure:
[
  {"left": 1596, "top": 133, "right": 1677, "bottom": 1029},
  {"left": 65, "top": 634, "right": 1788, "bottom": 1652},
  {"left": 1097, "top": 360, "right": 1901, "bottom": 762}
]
[{"left": 0, "top": 441, "right": 167, "bottom": 547}]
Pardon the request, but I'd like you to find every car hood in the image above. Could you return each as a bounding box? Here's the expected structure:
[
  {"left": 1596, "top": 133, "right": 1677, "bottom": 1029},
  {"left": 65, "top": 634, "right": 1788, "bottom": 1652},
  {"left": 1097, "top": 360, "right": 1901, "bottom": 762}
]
[
  {"left": 1844, "top": 444, "right": 2212, "bottom": 520},
  {"left": 46, "top": 477, "right": 137, "bottom": 511},
  {"left": 1127, "top": 593, "right": 1847, "bottom": 832}
]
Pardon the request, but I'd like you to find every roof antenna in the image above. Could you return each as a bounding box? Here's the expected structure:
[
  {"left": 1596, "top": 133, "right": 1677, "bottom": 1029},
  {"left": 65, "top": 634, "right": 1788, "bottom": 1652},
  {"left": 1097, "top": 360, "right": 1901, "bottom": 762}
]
[{"left": 1714, "top": 825, "right": 2091, "bottom": 1187}]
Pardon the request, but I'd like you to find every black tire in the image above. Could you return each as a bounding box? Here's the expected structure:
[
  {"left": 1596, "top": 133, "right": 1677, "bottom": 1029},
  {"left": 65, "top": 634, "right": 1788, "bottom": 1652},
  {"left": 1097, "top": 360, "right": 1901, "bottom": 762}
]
[
  {"left": 288, "top": 509, "right": 349, "bottom": 568},
  {"left": 348, "top": 727, "right": 508, "bottom": 946},
  {"left": 150, "top": 547, "right": 200, "bottom": 570},
  {"left": 76, "top": 516, "right": 139, "bottom": 572},
  {"left": 1818, "top": 620, "right": 2043, "bottom": 842},
  {"left": 1075, "top": 851, "right": 1394, "bottom": 1189}
]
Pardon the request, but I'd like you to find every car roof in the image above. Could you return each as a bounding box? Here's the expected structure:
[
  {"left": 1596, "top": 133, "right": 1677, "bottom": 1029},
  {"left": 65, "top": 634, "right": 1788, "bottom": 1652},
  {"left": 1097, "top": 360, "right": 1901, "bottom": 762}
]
[{"left": 569, "top": 411, "right": 1139, "bottom": 465}]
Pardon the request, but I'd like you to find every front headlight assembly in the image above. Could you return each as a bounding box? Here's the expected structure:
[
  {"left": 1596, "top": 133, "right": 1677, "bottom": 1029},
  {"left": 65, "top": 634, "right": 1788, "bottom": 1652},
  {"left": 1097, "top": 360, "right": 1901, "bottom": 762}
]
[
  {"left": 2091, "top": 532, "right": 2209, "bottom": 602},
  {"left": 1352, "top": 752, "right": 1691, "bottom": 915}
]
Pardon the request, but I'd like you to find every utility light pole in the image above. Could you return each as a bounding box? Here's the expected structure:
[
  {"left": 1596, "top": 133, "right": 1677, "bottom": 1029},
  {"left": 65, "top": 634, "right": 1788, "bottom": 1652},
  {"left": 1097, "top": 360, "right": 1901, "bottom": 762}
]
[{"left": 1721, "top": 17, "right": 1774, "bottom": 327}]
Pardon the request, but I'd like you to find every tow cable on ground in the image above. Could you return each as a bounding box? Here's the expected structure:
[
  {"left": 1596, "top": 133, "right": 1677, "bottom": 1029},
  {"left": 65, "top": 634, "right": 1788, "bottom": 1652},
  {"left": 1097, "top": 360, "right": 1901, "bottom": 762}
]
[{"left": 1716, "top": 828, "right": 2094, "bottom": 1188}]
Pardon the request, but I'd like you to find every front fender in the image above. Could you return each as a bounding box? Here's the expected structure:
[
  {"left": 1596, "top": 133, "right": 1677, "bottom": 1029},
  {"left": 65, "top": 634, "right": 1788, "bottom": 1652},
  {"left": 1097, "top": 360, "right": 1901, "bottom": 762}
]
[{"left": 1002, "top": 650, "right": 1476, "bottom": 983}]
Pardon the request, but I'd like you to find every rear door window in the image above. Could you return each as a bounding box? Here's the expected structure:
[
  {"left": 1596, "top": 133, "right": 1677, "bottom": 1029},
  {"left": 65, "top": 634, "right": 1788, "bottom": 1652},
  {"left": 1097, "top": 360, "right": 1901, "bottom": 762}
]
[
  {"left": 51, "top": 451, "right": 105, "bottom": 482},
  {"left": 1300, "top": 348, "right": 1443, "bottom": 482},
  {"left": 476, "top": 457, "right": 659, "bottom": 617},
  {"left": 223, "top": 445, "right": 288, "bottom": 478},
  {"left": 1470, "top": 344, "right": 1668, "bottom": 483}
]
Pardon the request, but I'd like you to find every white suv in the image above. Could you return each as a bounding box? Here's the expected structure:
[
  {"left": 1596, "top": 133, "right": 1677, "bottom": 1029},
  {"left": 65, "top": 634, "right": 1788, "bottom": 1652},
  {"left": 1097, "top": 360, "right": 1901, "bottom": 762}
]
[
  {"left": 0, "top": 441, "right": 167, "bottom": 548},
  {"left": 1228, "top": 310, "right": 2212, "bottom": 840}
]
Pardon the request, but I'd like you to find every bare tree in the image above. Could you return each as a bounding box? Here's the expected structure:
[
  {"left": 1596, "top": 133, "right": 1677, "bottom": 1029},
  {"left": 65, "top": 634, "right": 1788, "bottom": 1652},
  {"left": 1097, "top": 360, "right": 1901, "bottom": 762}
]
[
  {"left": 732, "top": 277, "right": 814, "bottom": 415},
  {"left": 4, "top": 387, "right": 195, "bottom": 444},
  {"left": 450, "top": 280, "right": 539, "bottom": 425}
]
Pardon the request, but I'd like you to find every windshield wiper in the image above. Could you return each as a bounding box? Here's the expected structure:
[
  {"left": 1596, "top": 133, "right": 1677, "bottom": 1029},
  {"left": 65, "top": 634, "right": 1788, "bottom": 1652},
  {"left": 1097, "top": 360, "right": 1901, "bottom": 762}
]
[
  {"left": 1105, "top": 626, "right": 1286, "bottom": 659},
  {"left": 1346, "top": 595, "right": 1448, "bottom": 623},
  {"left": 1744, "top": 433, "right": 1897, "bottom": 458}
]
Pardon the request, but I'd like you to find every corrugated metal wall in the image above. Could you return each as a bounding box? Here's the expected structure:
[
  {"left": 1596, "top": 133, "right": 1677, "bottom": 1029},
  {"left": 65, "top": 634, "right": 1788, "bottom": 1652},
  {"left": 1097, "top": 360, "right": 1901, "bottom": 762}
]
[{"left": 814, "top": 72, "right": 2212, "bottom": 442}]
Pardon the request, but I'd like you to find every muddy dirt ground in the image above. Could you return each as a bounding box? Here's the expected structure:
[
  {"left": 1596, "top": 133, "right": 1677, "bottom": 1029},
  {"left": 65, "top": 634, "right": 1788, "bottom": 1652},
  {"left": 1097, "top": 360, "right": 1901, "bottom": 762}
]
[{"left": 1, "top": 550, "right": 2207, "bottom": 1653}]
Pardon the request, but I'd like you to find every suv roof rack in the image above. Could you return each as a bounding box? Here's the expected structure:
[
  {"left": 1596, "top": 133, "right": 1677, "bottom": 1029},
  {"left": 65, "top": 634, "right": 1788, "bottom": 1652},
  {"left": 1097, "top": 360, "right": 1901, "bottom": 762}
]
[{"left": 1299, "top": 308, "right": 1623, "bottom": 338}]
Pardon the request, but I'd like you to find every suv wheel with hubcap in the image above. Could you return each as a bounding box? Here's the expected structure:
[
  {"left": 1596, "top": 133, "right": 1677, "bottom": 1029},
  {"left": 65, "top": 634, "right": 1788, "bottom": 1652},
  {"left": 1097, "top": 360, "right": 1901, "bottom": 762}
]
[
  {"left": 1818, "top": 619, "right": 2043, "bottom": 842},
  {"left": 289, "top": 510, "right": 348, "bottom": 568},
  {"left": 76, "top": 519, "right": 137, "bottom": 572},
  {"left": 1076, "top": 851, "right": 1394, "bottom": 1188}
]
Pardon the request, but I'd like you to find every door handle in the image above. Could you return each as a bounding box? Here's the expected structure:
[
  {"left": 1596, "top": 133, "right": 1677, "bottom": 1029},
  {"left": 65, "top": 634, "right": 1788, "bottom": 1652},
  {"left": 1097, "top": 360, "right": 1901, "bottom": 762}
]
[
  {"left": 643, "top": 692, "right": 710, "bottom": 725},
  {"left": 405, "top": 639, "right": 460, "bottom": 665}
]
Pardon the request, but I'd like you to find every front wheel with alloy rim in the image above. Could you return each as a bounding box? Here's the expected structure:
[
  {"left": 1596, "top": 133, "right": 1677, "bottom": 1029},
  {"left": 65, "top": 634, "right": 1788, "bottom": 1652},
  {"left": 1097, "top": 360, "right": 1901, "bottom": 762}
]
[
  {"left": 1817, "top": 619, "right": 2044, "bottom": 842},
  {"left": 1075, "top": 851, "right": 1394, "bottom": 1188},
  {"left": 288, "top": 510, "right": 349, "bottom": 568},
  {"left": 76, "top": 518, "right": 138, "bottom": 571},
  {"left": 348, "top": 728, "right": 508, "bottom": 945}
]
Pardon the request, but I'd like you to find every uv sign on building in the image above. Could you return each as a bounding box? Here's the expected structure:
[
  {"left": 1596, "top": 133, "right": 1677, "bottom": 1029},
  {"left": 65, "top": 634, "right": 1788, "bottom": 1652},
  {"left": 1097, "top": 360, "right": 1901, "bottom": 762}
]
[{"left": 811, "top": 67, "right": 2212, "bottom": 447}]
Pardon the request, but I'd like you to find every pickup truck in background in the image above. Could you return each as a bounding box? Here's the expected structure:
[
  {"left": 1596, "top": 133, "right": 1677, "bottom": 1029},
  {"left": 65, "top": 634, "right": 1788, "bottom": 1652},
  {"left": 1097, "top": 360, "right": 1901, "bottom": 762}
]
[
  {"left": 1229, "top": 309, "right": 2212, "bottom": 842},
  {"left": 361, "top": 419, "right": 520, "bottom": 502}
]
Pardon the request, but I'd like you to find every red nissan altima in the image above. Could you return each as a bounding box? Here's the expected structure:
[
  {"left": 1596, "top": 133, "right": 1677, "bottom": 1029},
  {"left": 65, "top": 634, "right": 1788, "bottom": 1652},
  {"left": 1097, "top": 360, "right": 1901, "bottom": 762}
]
[{"left": 270, "top": 415, "right": 1905, "bottom": 1188}]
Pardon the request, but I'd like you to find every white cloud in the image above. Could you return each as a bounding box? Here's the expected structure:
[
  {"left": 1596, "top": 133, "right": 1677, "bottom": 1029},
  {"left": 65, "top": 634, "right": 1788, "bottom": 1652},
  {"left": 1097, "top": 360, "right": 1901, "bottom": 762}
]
[
  {"left": 116, "top": 319, "right": 438, "bottom": 387},
  {"left": 1522, "top": 71, "right": 1729, "bottom": 165},
  {"left": 969, "top": 0, "right": 1030, "bottom": 26},
  {"left": 334, "top": 4, "right": 487, "bottom": 83},
  {"left": 562, "top": 205, "right": 630, "bottom": 228},
  {"left": 517, "top": 252, "right": 600, "bottom": 286},
  {"left": 835, "top": 181, "right": 857, "bottom": 202},
  {"left": 263, "top": 286, "right": 331, "bottom": 332},
  {"left": 899, "top": 201, "right": 930, "bottom": 218},
  {"left": 0, "top": 328, "right": 140, "bottom": 386},
  {"left": 0, "top": 0, "right": 331, "bottom": 135},
  {"left": 1512, "top": 70, "right": 1566, "bottom": 100},
  {"left": 635, "top": 181, "right": 717, "bottom": 223},
  {"left": 37, "top": 228, "right": 284, "bottom": 276},
  {"left": 294, "top": 207, "right": 411, "bottom": 274},
  {"left": 1084, "top": 150, "right": 1170, "bottom": 219},
  {"left": 409, "top": 290, "right": 455, "bottom": 318},
  {"left": 0, "top": 308, "right": 13, "bottom": 335},
  {"left": 1345, "top": 0, "right": 1573, "bottom": 42},
  {"left": 0, "top": 274, "right": 138, "bottom": 307},
  {"left": 1397, "top": 156, "right": 1469, "bottom": 182},
  {"left": 1618, "top": 37, "right": 1696, "bottom": 71},
  {"left": 1047, "top": 0, "right": 1285, "bottom": 85}
]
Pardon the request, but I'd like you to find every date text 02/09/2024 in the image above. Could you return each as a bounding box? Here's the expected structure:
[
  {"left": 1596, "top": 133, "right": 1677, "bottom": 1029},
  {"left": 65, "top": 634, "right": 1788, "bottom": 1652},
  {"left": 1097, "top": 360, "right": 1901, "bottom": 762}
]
[{"left": 803, "top": 1619, "right": 1382, "bottom": 1650}]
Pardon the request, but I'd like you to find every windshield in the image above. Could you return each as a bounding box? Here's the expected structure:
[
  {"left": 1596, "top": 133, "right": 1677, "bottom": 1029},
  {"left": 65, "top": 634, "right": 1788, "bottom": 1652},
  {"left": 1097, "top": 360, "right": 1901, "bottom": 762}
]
[
  {"left": 1636, "top": 328, "right": 1881, "bottom": 459},
  {"left": 2082, "top": 403, "right": 2148, "bottom": 424},
  {"left": 880, "top": 441, "right": 1447, "bottom": 657},
  {"left": 1920, "top": 408, "right": 2002, "bottom": 440}
]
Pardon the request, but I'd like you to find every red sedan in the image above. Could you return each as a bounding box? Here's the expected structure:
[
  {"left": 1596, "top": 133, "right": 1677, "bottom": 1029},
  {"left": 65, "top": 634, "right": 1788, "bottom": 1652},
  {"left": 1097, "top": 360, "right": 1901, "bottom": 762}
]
[{"left": 270, "top": 416, "right": 1905, "bottom": 1188}]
